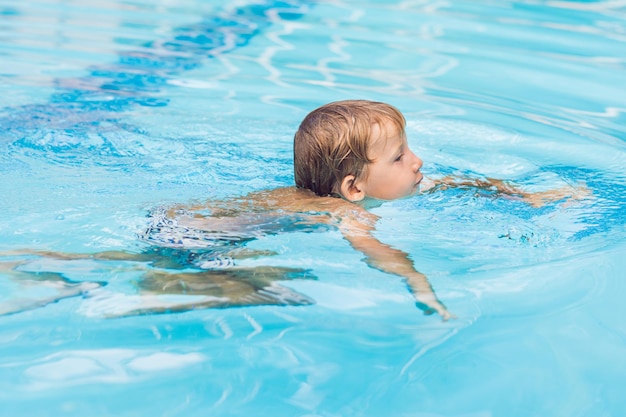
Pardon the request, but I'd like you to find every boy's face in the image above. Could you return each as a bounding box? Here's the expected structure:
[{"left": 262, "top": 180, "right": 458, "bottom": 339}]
[{"left": 358, "top": 120, "right": 424, "bottom": 201}]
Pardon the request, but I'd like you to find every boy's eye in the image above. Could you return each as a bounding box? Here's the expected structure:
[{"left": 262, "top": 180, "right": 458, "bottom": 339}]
[{"left": 394, "top": 154, "right": 403, "bottom": 162}]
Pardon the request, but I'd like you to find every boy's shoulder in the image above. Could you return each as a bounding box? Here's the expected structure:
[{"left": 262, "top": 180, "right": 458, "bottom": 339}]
[
  {"left": 245, "top": 187, "right": 376, "bottom": 219},
  {"left": 251, "top": 187, "right": 381, "bottom": 234}
]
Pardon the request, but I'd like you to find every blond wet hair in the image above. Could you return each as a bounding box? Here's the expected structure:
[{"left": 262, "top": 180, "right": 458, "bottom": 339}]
[{"left": 293, "top": 100, "right": 406, "bottom": 196}]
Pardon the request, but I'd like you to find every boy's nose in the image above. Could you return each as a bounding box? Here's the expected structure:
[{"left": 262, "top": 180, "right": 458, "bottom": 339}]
[{"left": 412, "top": 152, "right": 423, "bottom": 172}]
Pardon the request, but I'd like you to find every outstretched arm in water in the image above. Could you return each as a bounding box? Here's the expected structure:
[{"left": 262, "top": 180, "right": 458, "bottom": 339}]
[
  {"left": 338, "top": 214, "right": 453, "bottom": 321},
  {"left": 426, "top": 175, "right": 589, "bottom": 207}
]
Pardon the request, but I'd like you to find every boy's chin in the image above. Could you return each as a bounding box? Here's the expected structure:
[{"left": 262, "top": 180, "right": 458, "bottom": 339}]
[{"left": 407, "top": 183, "right": 422, "bottom": 197}]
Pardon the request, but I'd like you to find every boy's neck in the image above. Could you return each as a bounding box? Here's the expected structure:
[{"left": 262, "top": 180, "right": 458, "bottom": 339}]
[{"left": 355, "top": 196, "right": 385, "bottom": 210}]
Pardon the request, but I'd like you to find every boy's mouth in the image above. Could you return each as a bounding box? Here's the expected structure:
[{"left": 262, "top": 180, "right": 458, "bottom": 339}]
[{"left": 412, "top": 173, "right": 425, "bottom": 193}]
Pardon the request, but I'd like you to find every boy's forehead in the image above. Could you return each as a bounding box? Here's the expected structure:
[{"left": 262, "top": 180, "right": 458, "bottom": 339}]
[{"left": 369, "top": 120, "right": 404, "bottom": 150}]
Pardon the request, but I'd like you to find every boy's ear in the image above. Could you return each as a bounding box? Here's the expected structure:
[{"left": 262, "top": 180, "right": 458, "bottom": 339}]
[{"left": 339, "top": 175, "right": 365, "bottom": 202}]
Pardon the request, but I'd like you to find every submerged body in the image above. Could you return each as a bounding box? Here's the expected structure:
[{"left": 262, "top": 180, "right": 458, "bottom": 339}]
[{"left": 0, "top": 186, "right": 444, "bottom": 317}]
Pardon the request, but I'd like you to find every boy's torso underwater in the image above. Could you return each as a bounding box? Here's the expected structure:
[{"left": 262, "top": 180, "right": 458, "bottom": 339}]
[{"left": 0, "top": 187, "right": 374, "bottom": 317}]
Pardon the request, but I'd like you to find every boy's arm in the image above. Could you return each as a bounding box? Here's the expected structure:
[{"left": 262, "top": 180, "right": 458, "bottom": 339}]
[
  {"left": 338, "top": 217, "right": 453, "bottom": 320},
  {"left": 426, "top": 175, "right": 589, "bottom": 207}
]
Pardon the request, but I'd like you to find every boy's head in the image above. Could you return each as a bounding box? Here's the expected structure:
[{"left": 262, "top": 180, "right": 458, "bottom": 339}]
[{"left": 294, "top": 100, "right": 423, "bottom": 201}]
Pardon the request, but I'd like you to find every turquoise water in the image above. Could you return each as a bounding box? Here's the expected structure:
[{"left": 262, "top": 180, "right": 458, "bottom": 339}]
[{"left": 1, "top": 0, "right": 625, "bottom": 416}]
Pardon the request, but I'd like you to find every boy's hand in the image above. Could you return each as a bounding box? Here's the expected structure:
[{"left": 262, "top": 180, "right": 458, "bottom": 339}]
[
  {"left": 522, "top": 182, "right": 592, "bottom": 208},
  {"left": 414, "top": 292, "right": 455, "bottom": 321}
]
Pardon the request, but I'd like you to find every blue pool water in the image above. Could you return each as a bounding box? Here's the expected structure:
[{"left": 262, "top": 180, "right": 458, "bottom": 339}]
[{"left": 1, "top": 0, "right": 625, "bottom": 416}]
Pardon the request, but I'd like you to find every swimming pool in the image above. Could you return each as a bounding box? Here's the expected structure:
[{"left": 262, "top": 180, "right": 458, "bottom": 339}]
[{"left": 1, "top": 0, "right": 625, "bottom": 415}]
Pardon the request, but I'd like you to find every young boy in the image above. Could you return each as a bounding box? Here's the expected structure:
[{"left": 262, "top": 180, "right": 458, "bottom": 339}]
[{"left": 0, "top": 100, "right": 582, "bottom": 319}]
